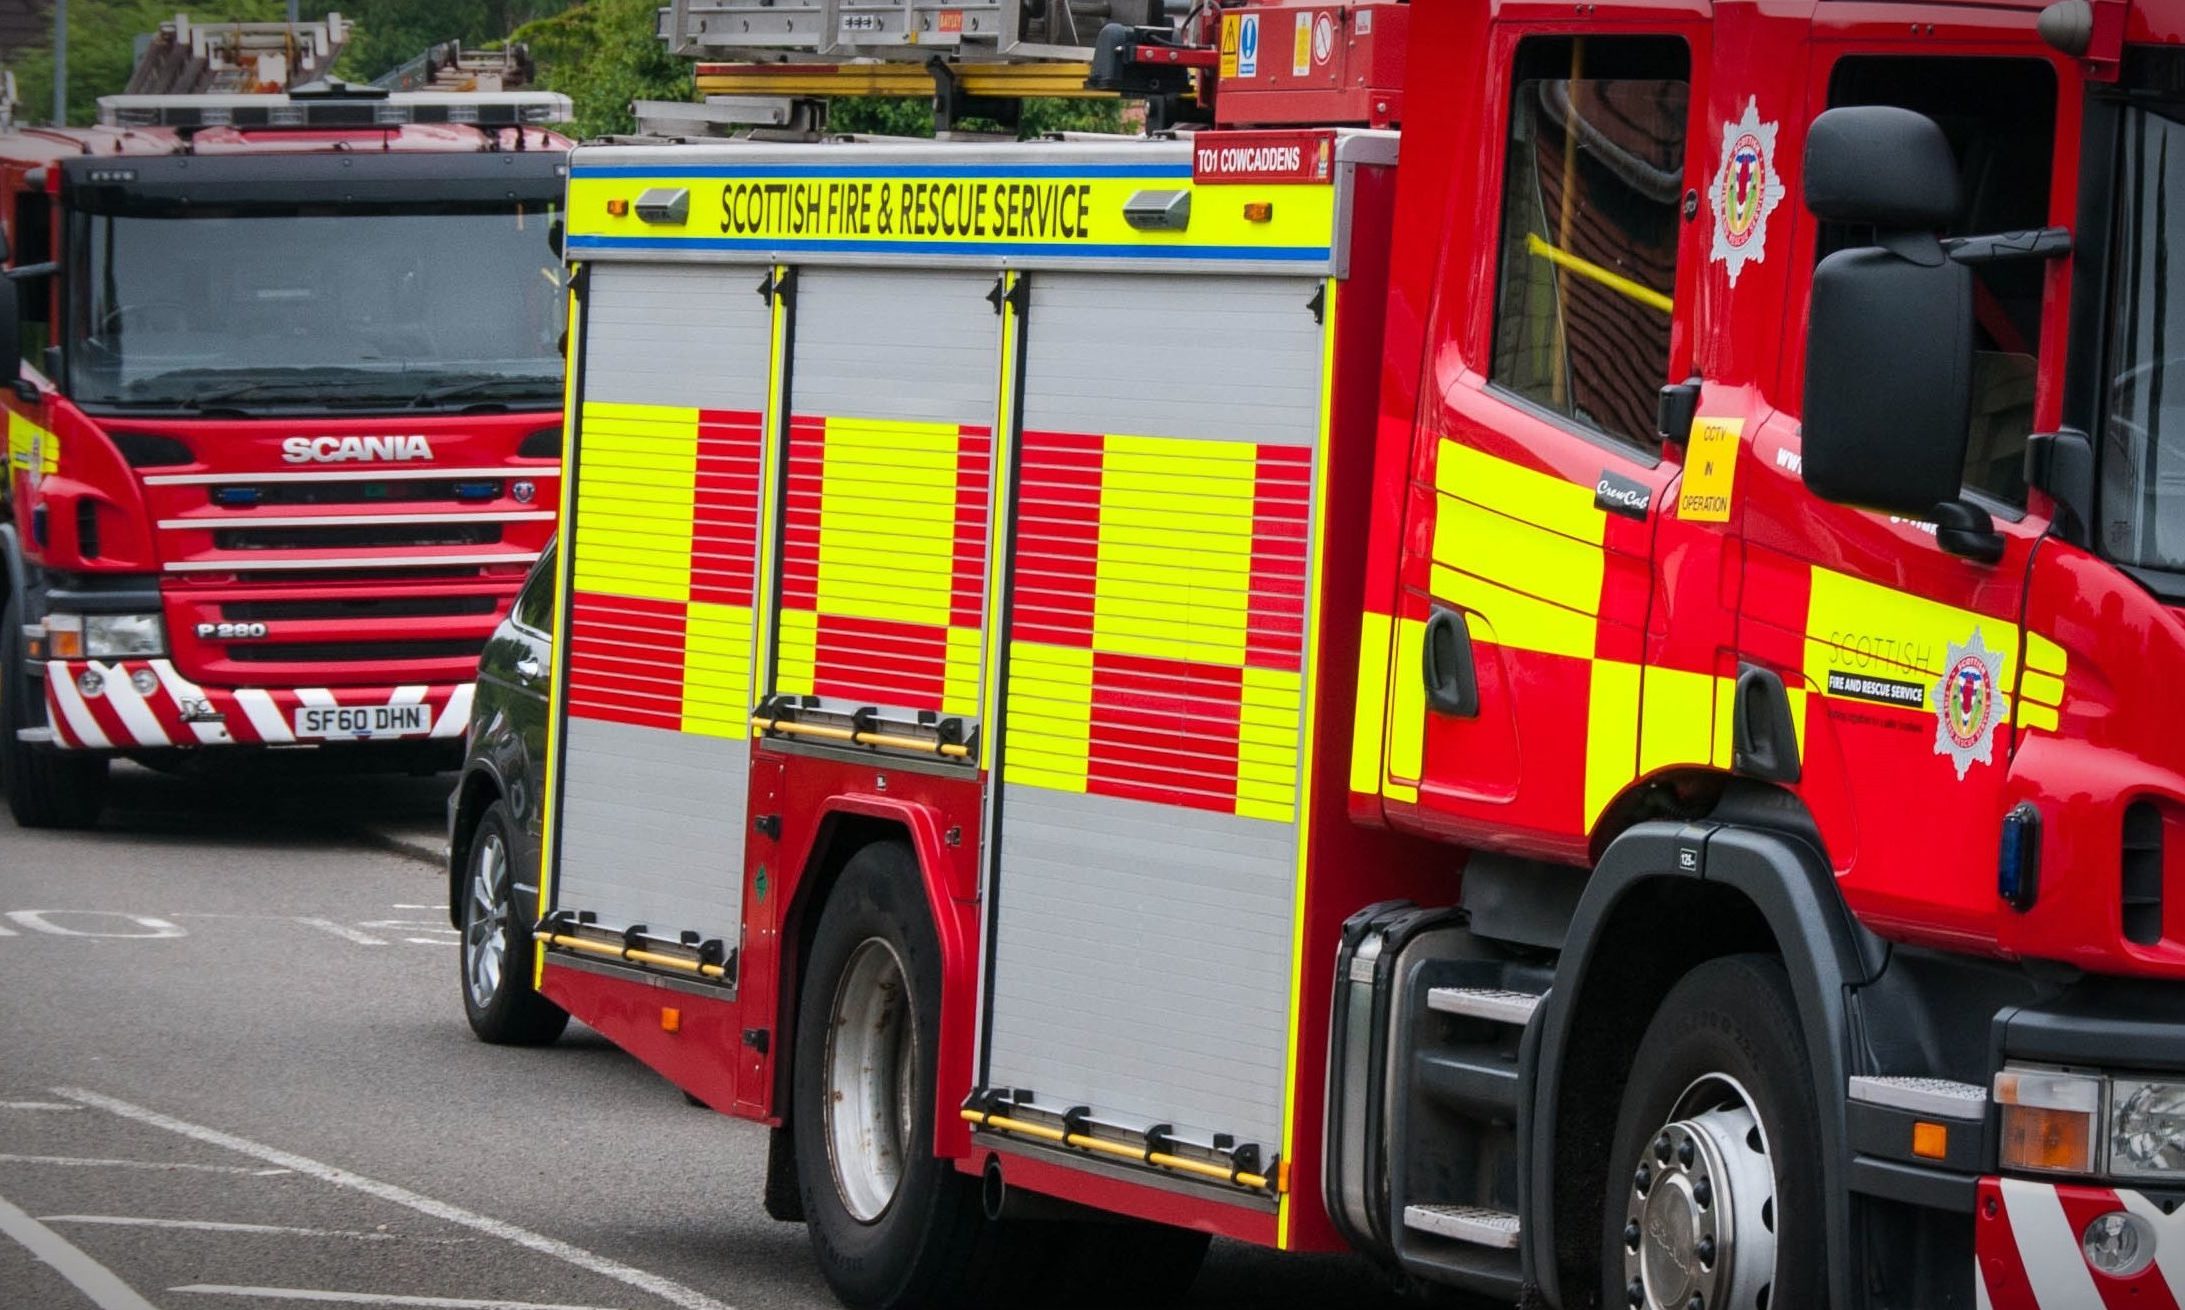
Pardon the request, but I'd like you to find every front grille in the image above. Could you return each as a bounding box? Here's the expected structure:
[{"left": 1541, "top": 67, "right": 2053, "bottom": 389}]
[
  {"left": 227, "top": 638, "right": 485, "bottom": 664},
  {"left": 222, "top": 595, "right": 500, "bottom": 622},
  {"left": 212, "top": 523, "right": 504, "bottom": 551},
  {"left": 212, "top": 479, "right": 504, "bottom": 507}
]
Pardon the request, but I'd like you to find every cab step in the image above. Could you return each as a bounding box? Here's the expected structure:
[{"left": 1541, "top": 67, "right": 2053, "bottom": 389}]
[
  {"left": 1403, "top": 1204, "right": 1522, "bottom": 1250},
  {"left": 1426, "top": 986, "right": 1544, "bottom": 1026}
]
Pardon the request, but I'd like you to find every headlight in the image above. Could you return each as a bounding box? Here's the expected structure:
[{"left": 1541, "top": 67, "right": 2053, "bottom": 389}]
[
  {"left": 2110, "top": 1079, "right": 2185, "bottom": 1178},
  {"left": 1996, "top": 1065, "right": 2101, "bottom": 1174},
  {"left": 44, "top": 613, "right": 166, "bottom": 660}
]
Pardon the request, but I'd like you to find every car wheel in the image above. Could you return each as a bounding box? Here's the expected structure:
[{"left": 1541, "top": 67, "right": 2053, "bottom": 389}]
[
  {"left": 458, "top": 799, "right": 567, "bottom": 1046},
  {"left": 1602, "top": 953, "right": 1824, "bottom": 1310},
  {"left": 1, "top": 592, "right": 108, "bottom": 830}
]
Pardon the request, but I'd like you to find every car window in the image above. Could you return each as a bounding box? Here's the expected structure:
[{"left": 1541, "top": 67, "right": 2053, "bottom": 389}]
[{"left": 515, "top": 540, "right": 557, "bottom": 634}]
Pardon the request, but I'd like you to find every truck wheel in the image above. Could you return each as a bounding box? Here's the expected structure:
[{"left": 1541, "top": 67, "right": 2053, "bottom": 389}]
[
  {"left": 794, "top": 841, "right": 1024, "bottom": 1310},
  {"left": 458, "top": 800, "right": 568, "bottom": 1046},
  {"left": 0, "top": 593, "right": 108, "bottom": 829},
  {"left": 1602, "top": 954, "right": 1824, "bottom": 1310}
]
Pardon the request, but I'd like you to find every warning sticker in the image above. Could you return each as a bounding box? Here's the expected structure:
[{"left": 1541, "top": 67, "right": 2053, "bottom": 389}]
[
  {"left": 1678, "top": 418, "right": 1743, "bottom": 522},
  {"left": 1293, "top": 11, "right": 1312, "bottom": 77},
  {"left": 1313, "top": 13, "right": 1335, "bottom": 66},
  {"left": 1237, "top": 13, "right": 1261, "bottom": 77},
  {"left": 1219, "top": 13, "right": 1239, "bottom": 79}
]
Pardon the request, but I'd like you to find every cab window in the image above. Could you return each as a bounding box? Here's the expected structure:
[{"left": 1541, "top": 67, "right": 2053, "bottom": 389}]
[
  {"left": 1824, "top": 56, "right": 2058, "bottom": 510},
  {"left": 1490, "top": 35, "right": 1690, "bottom": 450},
  {"left": 10, "top": 189, "right": 50, "bottom": 372},
  {"left": 515, "top": 541, "right": 557, "bottom": 634}
]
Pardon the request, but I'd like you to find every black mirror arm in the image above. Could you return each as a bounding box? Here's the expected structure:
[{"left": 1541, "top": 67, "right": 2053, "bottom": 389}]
[
  {"left": 2026, "top": 428, "right": 2095, "bottom": 545},
  {"left": 1932, "top": 500, "right": 2006, "bottom": 564},
  {"left": 1944, "top": 226, "right": 2073, "bottom": 267},
  {"left": 4, "top": 262, "right": 56, "bottom": 282}
]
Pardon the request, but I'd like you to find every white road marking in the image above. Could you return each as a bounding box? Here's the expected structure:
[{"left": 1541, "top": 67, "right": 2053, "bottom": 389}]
[
  {"left": 294, "top": 918, "right": 389, "bottom": 947},
  {"left": 58, "top": 1089, "right": 737, "bottom": 1310},
  {"left": 0, "top": 1189, "right": 163, "bottom": 1310},
  {"left": 391, "top": 904, "right": 441, "bottom": 911},
  {"left": 41, "top": 1215, "right": 457, "bottom": 1243},
  {"left": 0, "top": 919, "right": 16, "bottom": 936},
  {"left": 0, "top": 1100, "right": 82, "bottom": 1110},
  {"left": 6, "top": 910, "right": 186, "bottom": 938},
  {"left": 173, "top": 1288, "right": 624, "bottom": 1310},
  {"left": 0, "top": 1154, "right": 289, "bottom": 1175}
]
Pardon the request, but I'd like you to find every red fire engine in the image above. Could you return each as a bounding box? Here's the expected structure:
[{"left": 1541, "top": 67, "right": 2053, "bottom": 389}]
[
  {"left": 0, "top": 17, "right": 573, "bottom": 828},
  {"left": 490, "top": 2, "right": 2185, "bottom": 1307}
]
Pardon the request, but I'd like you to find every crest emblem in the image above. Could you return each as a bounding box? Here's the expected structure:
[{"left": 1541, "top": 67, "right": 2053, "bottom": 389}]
[
  {"left": 1710, "top": 98, "right": 1787, "bottom": 286},
  {"left": 1933, "top": 628, "right": 2008, "bottom": 779}
]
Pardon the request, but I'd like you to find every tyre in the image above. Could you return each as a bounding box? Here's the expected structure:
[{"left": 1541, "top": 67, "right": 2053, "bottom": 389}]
[
  {"left": 0, "top": 593, "right": 108, "bottom": 829},
  {"left": 458, "top": 799, "right": 568, "bottom": 1046},
  {"left": 794, "top": 841, "right": 1034, "bottom": 1310},
  {"left": 1602, "top": 954, "right": 1824, "bottom": 1310}
]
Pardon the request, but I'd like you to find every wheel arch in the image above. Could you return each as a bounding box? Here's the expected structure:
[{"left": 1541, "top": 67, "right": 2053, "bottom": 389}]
[
  {"left": 446, "top": 765, "right": 504, "bottom": 931},
  {"left": 776, "top": 794, "right": 978, "bottom": 1157},
  {"left": 1524, "top": 806, "right": 1887, "bottom": 1310}
]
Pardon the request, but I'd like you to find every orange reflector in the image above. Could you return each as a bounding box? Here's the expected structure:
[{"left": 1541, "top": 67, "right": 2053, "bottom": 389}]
[
  {"left": 1243, "top": 202, "right": 1275, "bottom": 223},
  {"left": 1276, "top": 1159, "right": 1292, "bottom": 1193},
  {"left": 1912, "top": 1121, "right": 1949, "bottom": 1160},
  {"left": 48, "top": 630, "right": 82, "bottom": 659},
  {"left": 2000, "top": 1103, "right": 2094, "bottom": 1173},
  {"left": 607, "top": 198, "right": 631, "bottom": 217},
  {"left": 661, "top": 1007, "right": 681, "bottom": 1034}
]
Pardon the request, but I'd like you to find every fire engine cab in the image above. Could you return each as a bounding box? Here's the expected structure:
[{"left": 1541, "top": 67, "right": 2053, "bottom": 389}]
[
  {"left": 0, "top": 15, "right": 573, "bottom": 828},
  {"left": 491, "top": 2, "right": 2185, "bottom": 1308}
]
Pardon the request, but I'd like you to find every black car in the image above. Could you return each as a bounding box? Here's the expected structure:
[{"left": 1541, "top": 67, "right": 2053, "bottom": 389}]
[{"left": 447, "top": 539, "right": 568, "bottom": 1045}]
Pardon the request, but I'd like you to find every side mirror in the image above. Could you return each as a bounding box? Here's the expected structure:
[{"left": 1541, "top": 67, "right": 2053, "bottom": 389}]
[
  {"left": 1800, "top": 107, "right": 1975, "bottom": 522},
  {"left": 0, "top": 275, "right": 22, "bottom": 384},
  {"left": 547, "top": 218, "right": 564, "bottom": 260}
]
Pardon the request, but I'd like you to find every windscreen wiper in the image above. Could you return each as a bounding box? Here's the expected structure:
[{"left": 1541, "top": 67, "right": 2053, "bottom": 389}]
[{"left": 408, "top": 376, "right": 562, "bottom": 408}]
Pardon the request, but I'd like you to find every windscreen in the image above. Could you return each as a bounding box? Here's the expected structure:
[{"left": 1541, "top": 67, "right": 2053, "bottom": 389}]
[
  {"left": 2099, "top": 104, "right": 2185, "bottom": 571},
  {"left": 66, "top": 203, "right": 564, "bottom": 412}
]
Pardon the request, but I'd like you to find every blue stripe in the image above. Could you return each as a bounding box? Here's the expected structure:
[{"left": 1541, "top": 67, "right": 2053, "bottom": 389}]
[
  {"left": 566, "top": 234, "right": 1331, "bottom": 263},
  {"left": 572, "top": 162, "right": 1194, "bottom": 181}
]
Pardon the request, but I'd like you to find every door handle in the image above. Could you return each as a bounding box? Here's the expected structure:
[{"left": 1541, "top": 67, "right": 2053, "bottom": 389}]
[
  {"left": 515, "top": 656, "right": 544, "bottom": 680},
  {"left": 1422, "top": 607, "right": 1479, "bottom": 717}
]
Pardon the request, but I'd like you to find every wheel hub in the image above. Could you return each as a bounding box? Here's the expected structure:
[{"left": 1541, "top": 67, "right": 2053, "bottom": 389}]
[
  {"left": 463, "top": 832, "right": 508, "bottom": 1009},
  {"left": 1623, "top": 1076, "right": 1777, "bottom": 1310},
  {"left": 823, "top": 937, "right": 914, "bottom": 1225}
]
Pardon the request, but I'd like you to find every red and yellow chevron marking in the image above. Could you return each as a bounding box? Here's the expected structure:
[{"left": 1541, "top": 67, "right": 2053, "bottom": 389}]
[
  {"left": 565, "top": 401, "right": 764, "bottom": 736},
  {"left": 1004, "top": 430, "right": 1312, "bottom": 823},
  {"left": 776, "top": 415, "right": 992, "bottom": 717}
]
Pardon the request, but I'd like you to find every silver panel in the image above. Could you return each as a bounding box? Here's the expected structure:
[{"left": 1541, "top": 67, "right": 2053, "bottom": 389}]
[
  {"left": 984, "top": 786, "right": 1297, "bottom": 1148},
  {"left": 582, "top": 262, "right": 771, "bottom": 411},
  {"left": 790, "top": 268, "right": 999, "bottom": 425},
  {"left": 1019, "top": 273, "right": 1323, "bottom": 446},
  {"left": 555, "top": 716, "right": 748, "bottom": 945}
]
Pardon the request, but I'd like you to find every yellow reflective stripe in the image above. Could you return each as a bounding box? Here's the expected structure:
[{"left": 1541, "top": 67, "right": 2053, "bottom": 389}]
[
  {"left": 1385, "top": 615, "right": 1427, "bottom": 799},
  {"left": 1432, "top": 495, "right": 1605, "bottom": 619},
  {"left": 1350, "top": 611, "right": 1393, "bottom": 796},
  {"left": 1236, "top": 666, "right": 1302, "bottom": 823},
  {"left": 1584, "top": 659, "right": 1642, "bottom": 829},
  {"left": 571, "top": 402, "right": 697, "bottom": 602},
  {"left": 7, "top": 411, "right": 58, "bottom": 475},
  {"left": 775, "top": 606, "right": 818, "bottom": 697},
  {"left": 1638, "top": 666, "right": 1716, "bottom": 779},
  {"left": 683, "top": 603, "right": 755, "bottom": 738},
  {"left": 1092, "top": 434, "right": 1258, "bottom": 666},
  {"left": 816, "top": 418, "right": 962, "bottom": 628},
  {"left": 1430, "top": 566, "right": 1596, "bottom": 662},
  {"left": 2025, "top": 631, "right": 2067, "bottom": 678},
  {"left": 1436, "top": 439, "right": 1606, "bottom": 546},
  {"left": 1713, "top": 675, "right": 1740, "bottom": 770},
  {"left": 1803, "top": 567, "right": 2020, "bottom": 687},
  {"left": 1001, "top": 641, "right": 1094, "bottom": 792},
  {"left": 536, "top": 275, "right": 586, "bottom": 990},
  {"left": 2020, "top": 669, "right": 2065, "bottom": 709},
  {"left": 980, "top": 271, "right": 1022, "bottom": 771},
  {"left": 751, "top": 265, "right": 791, "bottom": 706},
  {"left": 2015, "top": 702, "right": 2059, "bottom": 732},
  {"left": 943, "top": 626, "right": 982, "bottom": 718}
]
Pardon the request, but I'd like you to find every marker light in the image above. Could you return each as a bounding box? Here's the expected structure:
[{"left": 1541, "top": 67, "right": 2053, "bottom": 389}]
[
  {"left": 606, "top": 198, "right": 631, "bottom": 217},
  {"left": 1911, "top": 1121, "right": 1949, "bottom": 1160},
  {"left": 1997, "top": 1066, "right": 2102, "bottom": 1174},
  {"left": 2082, "top": 1210, "right": 2157, "bottom": 1279},
  {"left": 1243, "top": 201, "right": 1275, "bottom": 223},
  {"left": 45, "top": 613, "right": 83, "bottom": 659}
]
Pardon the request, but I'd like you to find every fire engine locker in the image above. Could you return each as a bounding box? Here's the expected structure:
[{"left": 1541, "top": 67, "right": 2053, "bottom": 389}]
[
  {"left": 982, "top": 270, "right": 1328, "bottom": 1157},
  {"left": 551, "top": 260, "right": 773, "bottom": 956},
  {"left": 770, "top": 267, "right": 1001, "bottom": 736}
]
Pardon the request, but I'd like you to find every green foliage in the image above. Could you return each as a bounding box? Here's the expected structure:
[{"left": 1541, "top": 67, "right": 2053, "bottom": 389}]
[
  {"left": 15, "top": 0, "right": 289, "bottom": 125},
  {"left": 337, "top": 2, "right": 577, "bottom": 85},
  {"left": 513, "top": 0, "right": 692, "bottom": 139},
  {"left": 829, "top": 96, "right": 1125, "bottom": 140}
]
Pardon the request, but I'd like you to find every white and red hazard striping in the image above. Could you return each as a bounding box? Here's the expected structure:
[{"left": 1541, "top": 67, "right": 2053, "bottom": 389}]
[
  {"left": 1978, "top": 1177, "right": 2185, "bottom": 1309},
  {"left": 40, "top": 659, "right": 474, "bottom": 749}
]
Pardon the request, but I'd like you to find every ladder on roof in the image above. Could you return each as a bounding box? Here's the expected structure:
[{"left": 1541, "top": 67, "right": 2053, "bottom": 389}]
[
  {"left": 371, "top": 42, "right": 543, "bottom": 95},
  {"left": 124, "top": 11, "right": 353, "bottom": 96},
  {"left": 659, "top": 0, "right": 1176, "bottom": 63}
]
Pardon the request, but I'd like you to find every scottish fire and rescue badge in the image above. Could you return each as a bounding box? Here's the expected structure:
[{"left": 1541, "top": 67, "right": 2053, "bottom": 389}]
[
  {"left": 1934, "top": 629, "right": 2008, "bottom": 779},
  {"left": 1710, "top": 98, "right": 1786, "bottom": 287}
]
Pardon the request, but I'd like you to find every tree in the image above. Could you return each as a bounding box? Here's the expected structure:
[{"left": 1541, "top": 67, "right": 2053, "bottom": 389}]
[
  {"left": 14, "top": 0, "right": 289, "bottom": 125},
  {"left": 512, "top": 0, "right": 690, "bottom": 139},
  {"left": 336, "top": 1, "right": 577, "bottom": 84}
]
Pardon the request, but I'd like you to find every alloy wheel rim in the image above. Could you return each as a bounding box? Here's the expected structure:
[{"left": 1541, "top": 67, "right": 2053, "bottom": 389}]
[
  {"left": 1620, "top": 1073, "right": 1779, "bottom": 1310},
  {"left": 463, "top": 832, "right": 509, "bottom": 1009}
]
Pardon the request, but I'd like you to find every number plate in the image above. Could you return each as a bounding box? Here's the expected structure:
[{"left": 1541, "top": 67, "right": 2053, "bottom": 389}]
[{"left": 292, "top": 704, "right": 432, "bottom": 739}]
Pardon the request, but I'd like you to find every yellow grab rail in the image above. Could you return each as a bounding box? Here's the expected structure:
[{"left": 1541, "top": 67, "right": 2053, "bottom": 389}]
[
  {"left": 752, "top": 715, "right": 973, "bottom": 761},
  {"left": 1525, "top": 232, "right": 1674, "bottom": 314},
  {"left": 960, "top": 1107, "right": 1276, "bottom": 1193},
  {"left": 545, "top": 933, "right": 729, "bottom": 981}
]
